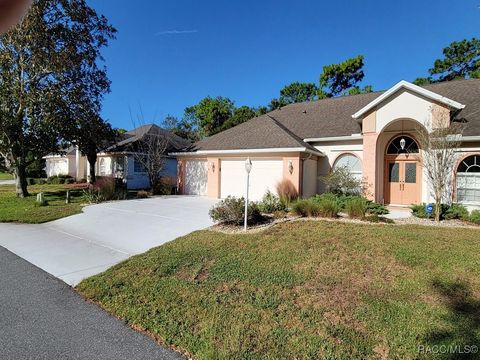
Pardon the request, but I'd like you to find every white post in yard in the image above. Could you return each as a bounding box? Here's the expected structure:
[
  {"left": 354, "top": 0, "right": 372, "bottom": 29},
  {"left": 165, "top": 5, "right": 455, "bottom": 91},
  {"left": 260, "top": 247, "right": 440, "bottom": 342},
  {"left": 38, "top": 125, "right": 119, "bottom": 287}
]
[{"left": 244, "top": 157, "right": 252, "bottom": 232}]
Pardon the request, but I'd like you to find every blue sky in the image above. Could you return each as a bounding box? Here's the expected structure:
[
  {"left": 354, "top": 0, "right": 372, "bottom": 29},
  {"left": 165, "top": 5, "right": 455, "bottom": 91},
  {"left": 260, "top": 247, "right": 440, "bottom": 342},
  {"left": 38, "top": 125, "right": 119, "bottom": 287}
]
[{"left": 88, "top": 0, "right": 479, "bottom": 130}]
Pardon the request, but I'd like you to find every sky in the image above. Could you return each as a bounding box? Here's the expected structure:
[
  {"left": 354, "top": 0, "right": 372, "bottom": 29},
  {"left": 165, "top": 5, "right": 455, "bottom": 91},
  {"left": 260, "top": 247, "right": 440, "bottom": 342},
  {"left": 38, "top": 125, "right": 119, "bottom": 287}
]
[{"left": 88, "top": 0, "right": 480, "bottom": 130}]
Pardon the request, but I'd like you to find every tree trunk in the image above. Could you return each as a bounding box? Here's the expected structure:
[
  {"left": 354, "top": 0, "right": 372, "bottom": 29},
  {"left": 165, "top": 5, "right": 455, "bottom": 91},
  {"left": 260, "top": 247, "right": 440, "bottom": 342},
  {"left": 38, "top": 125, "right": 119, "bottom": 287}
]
[
  {"left": 435, "top": 200, "right": 441, "bottom": 222},
  {"left": 14, "top": 163, "right": 29, "bottom": 197},
  {"left": 87, "top": 152, "right": 97, "bottom": 183}
]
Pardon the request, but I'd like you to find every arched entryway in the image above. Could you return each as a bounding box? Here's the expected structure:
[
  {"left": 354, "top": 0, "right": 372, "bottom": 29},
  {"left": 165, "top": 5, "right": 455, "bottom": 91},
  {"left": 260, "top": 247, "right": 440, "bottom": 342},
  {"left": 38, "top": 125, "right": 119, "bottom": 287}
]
[{"left": 384, "top": 135, "right": 421, "bottom": 205}]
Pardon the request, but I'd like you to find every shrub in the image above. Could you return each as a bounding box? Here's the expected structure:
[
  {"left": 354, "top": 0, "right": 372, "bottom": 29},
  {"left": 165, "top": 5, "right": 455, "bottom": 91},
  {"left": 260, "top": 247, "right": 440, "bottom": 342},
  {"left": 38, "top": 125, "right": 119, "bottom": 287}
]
[
  {"left": 366, "top": 201, "right": 389, "bottom": 215},
  {"left": 469, "top": 210, "right": 480, "bottom": 225},
  {"left": 345, "top": 197, "right": 368, "bottom": 218},
  {"left": 320, "top": 166, "right": 361, "bottom": 195},
  {"left": 83, "top": 176, "right": 127, "bottom": 203},
  {"left": 293, "top": 198, "right": 340, "bottom": 218},
  {"left": 47, "top": 174, "right": 73, "bottom": 185},
  {"left": 411, "top": 203, "right": 431, "bottom": 219},
  {"left": 444, "top": 203, "right": 469, "bottom": 220},
  {"left": 209, "top": 196, "right": 263, "bottom": 225},
  {"left": 258, "top": 191, "right": 286, "bottom": 214},
  {"left": 276, "top": 179, "right": 299, "bottom": 206},
  {"left": 136, "top": 190, "right": 149, "bottom": 199},
  {"left": 152, "top": 177, "right": 175, "bottom": 195},
  {"left": 292, "top": 199, "right": 322, "bottom": 217}
]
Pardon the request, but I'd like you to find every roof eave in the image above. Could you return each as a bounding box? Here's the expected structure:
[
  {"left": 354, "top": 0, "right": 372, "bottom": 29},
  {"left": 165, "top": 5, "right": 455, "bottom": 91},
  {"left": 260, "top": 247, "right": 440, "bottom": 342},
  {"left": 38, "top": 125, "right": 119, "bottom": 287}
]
[
  {"left": 170, "top": 147, "right": 325, "bottom": 157},
  {"left": 351, "top": 80, "right": 466, "bottom": 120}
]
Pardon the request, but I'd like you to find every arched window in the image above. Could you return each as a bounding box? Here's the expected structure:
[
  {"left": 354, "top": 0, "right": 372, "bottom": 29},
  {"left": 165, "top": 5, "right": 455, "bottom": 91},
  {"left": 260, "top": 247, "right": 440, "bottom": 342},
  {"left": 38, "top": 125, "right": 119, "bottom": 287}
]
[
  {"left": 387, "top": 135, "right": 419, "bottom": 155},
  {"left": 99, "top": 158, "right": 106, "bottom": 176},
  {"left": 333, "top": 154, "right": 362, "bottom": 181},
  {"left": 456, "top": 155, "right": 480, "bottom": 204}
]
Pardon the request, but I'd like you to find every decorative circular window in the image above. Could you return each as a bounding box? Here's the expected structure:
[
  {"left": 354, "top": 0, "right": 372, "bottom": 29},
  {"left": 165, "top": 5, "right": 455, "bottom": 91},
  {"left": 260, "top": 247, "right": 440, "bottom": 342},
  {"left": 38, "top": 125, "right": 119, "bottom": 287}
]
[
  {"left": 456, "top": 155, "right": 480, "bottom": 204},
  {"left": 386, "top": 135, "right": 419, "bottom": 155}
]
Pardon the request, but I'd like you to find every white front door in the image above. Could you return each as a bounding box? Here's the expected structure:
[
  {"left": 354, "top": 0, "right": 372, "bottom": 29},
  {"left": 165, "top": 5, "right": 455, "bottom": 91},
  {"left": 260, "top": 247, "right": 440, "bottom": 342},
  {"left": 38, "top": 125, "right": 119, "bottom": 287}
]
[
  {"left": 220, "top": 159, "right": 284, "bottom": 201},
  {"left": 184, "top": 160, "right": 208, "bottom": 195}
]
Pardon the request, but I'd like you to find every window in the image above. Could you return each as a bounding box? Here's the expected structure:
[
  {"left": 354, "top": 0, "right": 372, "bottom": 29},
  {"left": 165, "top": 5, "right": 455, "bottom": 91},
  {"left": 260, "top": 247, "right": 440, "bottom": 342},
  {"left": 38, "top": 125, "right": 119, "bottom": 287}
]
[
  {"left": 134, "top": 157, "right": 146, "bottom": 173},
  {"left": 456, "top": 155, "right": 480, "bottom": 204},
  {"left": 99, "top": 158, "right": 106, "bottom": 176},
  {"left": 387, "top": 136, "right": 419, "bottom": 155},
  {"left": 114, "top": 156, "right": 125, "bottom": 174},
  {"left": 333, "top": 154, "right": 363, "bottom": 181}
]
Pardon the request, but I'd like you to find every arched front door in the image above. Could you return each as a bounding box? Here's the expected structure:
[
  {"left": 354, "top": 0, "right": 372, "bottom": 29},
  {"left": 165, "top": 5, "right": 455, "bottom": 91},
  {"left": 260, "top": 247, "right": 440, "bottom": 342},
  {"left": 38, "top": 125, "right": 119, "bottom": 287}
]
[{"left": 384, "top": 135, "right": 421, "bottom": 205}]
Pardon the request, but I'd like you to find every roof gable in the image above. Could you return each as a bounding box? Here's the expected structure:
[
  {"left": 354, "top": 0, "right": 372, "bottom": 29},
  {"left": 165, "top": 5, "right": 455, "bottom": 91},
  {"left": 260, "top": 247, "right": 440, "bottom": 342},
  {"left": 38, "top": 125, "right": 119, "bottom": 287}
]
[{"left": 352, "top": 80, "right": 465, "bottom": 119}]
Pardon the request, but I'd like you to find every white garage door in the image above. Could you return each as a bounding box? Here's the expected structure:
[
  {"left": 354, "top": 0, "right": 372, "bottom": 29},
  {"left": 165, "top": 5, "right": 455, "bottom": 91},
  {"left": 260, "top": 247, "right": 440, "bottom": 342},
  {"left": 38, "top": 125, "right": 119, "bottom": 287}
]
[
  {"left": 185, "top": 160, "right": 208, "bottom": 195},
  {"left": 220, "top": 159, "right": 283, "bottom": 201}
]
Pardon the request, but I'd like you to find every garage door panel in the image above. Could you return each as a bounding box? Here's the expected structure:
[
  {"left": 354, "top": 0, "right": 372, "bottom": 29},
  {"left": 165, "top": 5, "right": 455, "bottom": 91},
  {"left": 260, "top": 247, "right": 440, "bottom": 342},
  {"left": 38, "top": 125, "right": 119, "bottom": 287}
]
[
  {"left": 220, "top": 159, "right": 283, "bottom": 201},
  {"left": 185, "top": 160, "right": 208, "bottom": 195}
]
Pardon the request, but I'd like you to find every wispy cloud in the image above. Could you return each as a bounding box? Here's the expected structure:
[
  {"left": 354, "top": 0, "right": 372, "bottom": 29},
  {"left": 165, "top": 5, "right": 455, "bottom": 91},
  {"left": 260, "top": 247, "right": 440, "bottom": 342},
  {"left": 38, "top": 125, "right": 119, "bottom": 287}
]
[{"left": 155, "top": 29, "right": 198, "bottom": 36}]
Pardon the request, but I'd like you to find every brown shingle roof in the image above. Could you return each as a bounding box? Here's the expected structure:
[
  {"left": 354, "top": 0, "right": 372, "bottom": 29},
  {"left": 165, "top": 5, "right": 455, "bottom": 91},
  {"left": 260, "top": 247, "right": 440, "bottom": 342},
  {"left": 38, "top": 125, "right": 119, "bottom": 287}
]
[{"left": 191, "top": 79, "right": 480, "bottom": 151}]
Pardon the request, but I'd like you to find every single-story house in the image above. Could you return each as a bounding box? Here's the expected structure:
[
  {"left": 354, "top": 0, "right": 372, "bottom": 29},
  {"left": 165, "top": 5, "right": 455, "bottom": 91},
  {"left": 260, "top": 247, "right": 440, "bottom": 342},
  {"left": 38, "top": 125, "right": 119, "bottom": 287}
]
[
  {"left": 45, "top": 124, "right": 191, "bottom": 189},
  {"left": 173, "top": 79, "right": 480, "bottom": 209}
]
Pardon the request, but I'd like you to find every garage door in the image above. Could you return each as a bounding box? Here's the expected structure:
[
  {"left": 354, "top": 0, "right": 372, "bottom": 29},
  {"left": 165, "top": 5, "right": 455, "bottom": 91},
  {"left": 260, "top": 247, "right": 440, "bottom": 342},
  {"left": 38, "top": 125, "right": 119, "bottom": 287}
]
[
  {"left": 220, "top": 159, "right": 283, "bottom": 201},
  {"left": 184, "top": 160, "right": 208, "bottom": 195}
]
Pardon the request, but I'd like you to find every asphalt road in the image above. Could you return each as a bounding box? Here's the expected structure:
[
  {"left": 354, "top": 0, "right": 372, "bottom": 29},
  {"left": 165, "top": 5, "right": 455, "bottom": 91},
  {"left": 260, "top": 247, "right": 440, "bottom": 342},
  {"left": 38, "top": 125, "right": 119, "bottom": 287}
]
[{"left": 0, "top": 246, "right": 183, "bottom": 360}]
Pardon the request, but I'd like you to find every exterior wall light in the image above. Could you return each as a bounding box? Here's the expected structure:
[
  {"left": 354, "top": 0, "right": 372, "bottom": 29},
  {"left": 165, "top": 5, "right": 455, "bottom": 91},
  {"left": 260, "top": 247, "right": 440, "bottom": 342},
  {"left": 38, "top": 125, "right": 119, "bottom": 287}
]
[
  {"left": 210, "top": 161, "right": 215, "bottom": 173},
  {"left": 400, "top": 137, "right": 406, "bottom": 150},
  {"left": 288, "top": 160, "right": 294, "bottom": 174}
]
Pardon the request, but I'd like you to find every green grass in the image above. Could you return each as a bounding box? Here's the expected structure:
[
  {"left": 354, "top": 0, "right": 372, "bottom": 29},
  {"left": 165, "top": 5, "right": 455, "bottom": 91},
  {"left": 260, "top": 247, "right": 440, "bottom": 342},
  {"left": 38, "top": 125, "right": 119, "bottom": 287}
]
[
  {"left": 0, "top": 184, "right": 84, "bottom": 223},
  {"left": 0, "top": 171, "right": 13, "bottom": 180},
  {"left": 77, "top": 221, "right": 480, "bottom": 359}
]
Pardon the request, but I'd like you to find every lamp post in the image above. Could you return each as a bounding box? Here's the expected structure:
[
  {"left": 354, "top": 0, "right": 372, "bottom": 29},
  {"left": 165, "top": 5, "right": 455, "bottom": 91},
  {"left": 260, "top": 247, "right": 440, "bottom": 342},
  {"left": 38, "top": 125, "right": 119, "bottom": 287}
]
[{"left": 244, "top": 157, "right": 252, "bottom": 231}]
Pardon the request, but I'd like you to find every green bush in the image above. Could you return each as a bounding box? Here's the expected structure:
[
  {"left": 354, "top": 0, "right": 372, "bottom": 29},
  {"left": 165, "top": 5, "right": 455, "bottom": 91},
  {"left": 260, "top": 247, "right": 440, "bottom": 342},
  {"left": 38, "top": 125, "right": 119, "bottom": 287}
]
[
  {"left": 313, "top": 193, "right": 388, "bottom": 215},
  {"left": 444, "top": 203, "right": 469, "bottom": 220},
  {"left": 411, "top": 203, "right": 431, "bottom": 219},
  {"left": 258, "top": 191, "right": 287, "bottom": 213},
  {"left": 292, "top": 199, "right": 322, "bottom": 217},
  {"left": 469, "top": 210, "right": 480, "bottom": 225},
  {"left": 209, "top": 196, "right": 263, "bottom": 225},
  {"left": 366, "top": 201, "right": 389, "bottom": 215},
  {"left": 345, "top": 197, "right": 368, "bottom": 218},
  {"left": 293, "top": 198, "right": 340, "bottom": 218},
  {"left": 47, "top": 174, "right": 73, "bottom": 185},
  {"left": 320, "top": 166, "right": 362, "bottom": 195}
]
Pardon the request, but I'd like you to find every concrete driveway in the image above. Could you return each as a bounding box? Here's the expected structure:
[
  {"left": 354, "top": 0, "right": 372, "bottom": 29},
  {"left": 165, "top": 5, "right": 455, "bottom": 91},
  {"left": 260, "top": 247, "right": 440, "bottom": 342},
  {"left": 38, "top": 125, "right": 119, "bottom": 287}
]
[{"left": 0, "top": 196, "right": 217, "bottom": 285}]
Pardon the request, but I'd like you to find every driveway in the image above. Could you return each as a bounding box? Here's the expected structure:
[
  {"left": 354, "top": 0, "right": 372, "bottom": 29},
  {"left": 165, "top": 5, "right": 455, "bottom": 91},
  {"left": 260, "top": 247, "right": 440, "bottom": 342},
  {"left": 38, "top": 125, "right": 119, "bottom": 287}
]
[
  {"left": 0, "top": 246, "right": 182, "bottom": 360},
  {"left": 0, "top": 196, "right": 217, "bottom": 285}
]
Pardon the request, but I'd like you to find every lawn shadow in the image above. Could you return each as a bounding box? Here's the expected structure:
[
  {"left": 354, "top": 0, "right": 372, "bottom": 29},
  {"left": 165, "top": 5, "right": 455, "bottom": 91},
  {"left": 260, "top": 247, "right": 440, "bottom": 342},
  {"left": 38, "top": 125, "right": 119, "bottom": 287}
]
[{"left": 421, "top": 278, "right": 480, "bottom": 359}]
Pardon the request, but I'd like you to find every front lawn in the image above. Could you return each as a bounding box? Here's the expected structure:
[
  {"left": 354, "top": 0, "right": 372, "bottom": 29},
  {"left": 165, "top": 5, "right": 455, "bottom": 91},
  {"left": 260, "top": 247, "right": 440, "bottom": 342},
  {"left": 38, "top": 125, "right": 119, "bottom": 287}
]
[
  {"left": 77, "top": 221, "right": 480, "bottom": 359},
  {"left": 0, "top": 184, "right": 84, "bottom": 223},
  {"left": 0, "top": 171, "right": 13, "bottom": 180}
]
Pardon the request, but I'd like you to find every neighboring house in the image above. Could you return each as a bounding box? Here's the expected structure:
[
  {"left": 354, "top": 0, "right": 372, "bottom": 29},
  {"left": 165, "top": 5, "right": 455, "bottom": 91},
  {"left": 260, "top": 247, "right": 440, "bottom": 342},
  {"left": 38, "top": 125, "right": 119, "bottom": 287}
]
[
  {"left": 45, "top": 124, "right": 191, "bottom": 189},
  {"left": 174, "top": 79, "right": 480, "bottom": 210}
]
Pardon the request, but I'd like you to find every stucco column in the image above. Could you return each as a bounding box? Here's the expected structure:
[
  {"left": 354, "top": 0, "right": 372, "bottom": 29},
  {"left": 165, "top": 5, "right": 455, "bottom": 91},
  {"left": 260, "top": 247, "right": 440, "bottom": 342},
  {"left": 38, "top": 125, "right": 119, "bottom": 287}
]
[
  {"left": 283, "top": 156, "right": 302, "bottom": 196},
  {"left": 207, "top": 158, "right": 221, "bottom": 198},
  {"left": 362, "top": 133, "right": 379, "bottom": 201}
]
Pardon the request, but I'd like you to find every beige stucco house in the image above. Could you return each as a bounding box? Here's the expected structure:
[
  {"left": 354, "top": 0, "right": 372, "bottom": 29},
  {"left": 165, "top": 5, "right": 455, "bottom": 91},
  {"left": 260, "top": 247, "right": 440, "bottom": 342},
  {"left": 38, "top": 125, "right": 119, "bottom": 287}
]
[{"left": 174, "top": 79, "right": 480, "bottom": 209}]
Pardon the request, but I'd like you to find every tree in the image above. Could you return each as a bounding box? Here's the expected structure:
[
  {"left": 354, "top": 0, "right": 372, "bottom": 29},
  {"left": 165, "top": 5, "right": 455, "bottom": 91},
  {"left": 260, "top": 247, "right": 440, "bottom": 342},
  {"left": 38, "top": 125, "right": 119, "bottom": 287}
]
[
  {"left": 162, "top": 114, "right": 200, "bottom": 141},
  {"left": 416, "top": 107, "right": 464, "bottom": 222},
  {"left": 429, "top": 38, "right": 480, "bottom": 82},
  {"left": 75, "top": 114, "right": 117, "bottom": 183},
  {"left": 0, "top": 0, "right": 116, "bottom": 197},
  {"left": 183, "top": 96, "right": 234, "bottom": 137},
  {"left": 319, "top": 55, "right": 370, "bottom": 97},
  {"left": 129, "top": 125, "right": 168, "bottom": 192},
  {"left": 413, "top": 77, "right": 432, "bottom": 86},
  {"left": 279, "top": 82, "right": 318, "bottom": 104},
  {"left": 220, "top": 106, "right": 257, "bottom": 130}
]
